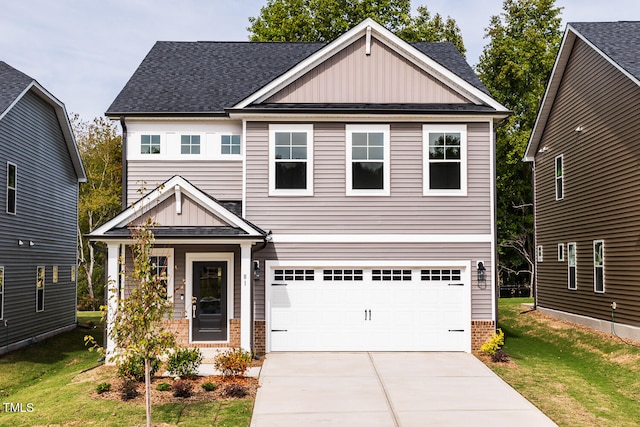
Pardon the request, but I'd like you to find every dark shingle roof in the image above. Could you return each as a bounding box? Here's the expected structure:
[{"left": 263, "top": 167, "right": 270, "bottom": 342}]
[
  {"left": 107, "top": 41, "right": 488, "bottom": 115},
  {"left": 0, "top": 61, "right": 34, "bottom": 117},
  {"left": 570, "top": 22, "right": 640, "bottom": 81}
]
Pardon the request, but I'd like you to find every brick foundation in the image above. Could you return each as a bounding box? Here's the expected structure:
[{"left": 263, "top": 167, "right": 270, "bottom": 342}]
[
  {"left": 471, "top": 320, "right": 496, "bottom": 352},
  {"left": 254, "top": 320, "right": 266, "bottom": 356},
  {"left": 161, "top": 318, "right": 241, "bottom": 349}
]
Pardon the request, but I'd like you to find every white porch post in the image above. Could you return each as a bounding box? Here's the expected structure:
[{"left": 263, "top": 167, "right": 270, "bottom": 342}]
[
  {"left": 240, "top": 242, "right": 252, "bottom": 351},
  {"left": 105, "top": 243, "right": 120, "bottom": 363}
]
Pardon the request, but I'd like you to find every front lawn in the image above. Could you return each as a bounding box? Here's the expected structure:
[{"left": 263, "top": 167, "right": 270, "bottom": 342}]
[
  {"left": 0, "top": 312, "right": 253, "bottom": 427},
  {"left": 487, "top": 298, "right": 640, "bottom": 427}
]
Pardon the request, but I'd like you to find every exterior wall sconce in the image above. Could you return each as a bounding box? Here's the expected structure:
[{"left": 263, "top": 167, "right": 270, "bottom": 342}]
[
  {"left": 253, "top": 260, "right": 260, "bottom": 280},
  {"left": 477, "top": 261, "right": 486, "bottom": 284}
]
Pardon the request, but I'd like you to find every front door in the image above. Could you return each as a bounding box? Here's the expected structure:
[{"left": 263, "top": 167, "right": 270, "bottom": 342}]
[{"left": 192, "top": 261, "right": 227, "bottom": 341}]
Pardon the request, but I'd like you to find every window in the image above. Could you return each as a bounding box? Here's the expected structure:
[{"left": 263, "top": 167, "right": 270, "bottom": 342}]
[
  {"left": 36, "top": 266, "right": 45, "bottom": 312},
  {"left": 423, "top": 125, "right": 467, "bottom": 195},
  {"left": 323, "top": 269, "right": 363, "bottom": 281},
  {"left": 0, "top": 267, "right": 4, "bottom": 320},
  {"left": 6, "top": 162, "right": 16, "bottom": 214},
  {"left": 150, "top": 249, "right": 174, "bottom": 300},
  {"left": 269, "top": 124, "right": 313, "bottom": 196},
  {"left": 555, "top": 155, "right": 564, "bottom": 200},
  {"left": 594, "top": 240, "right": 604, "bottom": 293},
  {"left": 557, "top": 243, "right": 565, "bottom": 262},
  {"left": 537, "top": 245, "right": 543, "bottom": 262},
  {"left": 221, "top": 135, "right": 241, "bottom": 155},
  {"left": 372, "top": 269, "right": 412, "bottom": 281},
  {"left": 421, "top": 269, "right": 462, "bottom": 281},
  {"left": 52, "top": 266, "right": 58, "bottom": 283},
  {"left": 141, "top": 135, "right": 160, "bottom": 154},
  {"left": 275, "top": 269, "right": 315, "bottom": 281},
  {"left": 568, "top": 242, "right": 577, "bottom": 290},
  {"left": 181, "top": 135, "right": 201, "bottom": 154},
  {"left": 150, "top": 256, "right": 168, "bottom": 298},
  {"left": 71, "top": 266, "right": 76, "bottom": 282},
  {"left": 346, "top": 125, "right": 390, "bottom": 195}
]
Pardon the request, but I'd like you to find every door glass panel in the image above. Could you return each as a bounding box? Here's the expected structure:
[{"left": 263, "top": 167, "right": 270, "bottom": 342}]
[{"left": 200, "top": 266, "right": 222, "bottom": 315}]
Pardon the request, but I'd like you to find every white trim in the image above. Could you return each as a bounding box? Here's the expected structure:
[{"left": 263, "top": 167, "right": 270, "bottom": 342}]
[
  {"left": 568, "top": 242, "right": 577, "bottom": 290},
  {"left": 106, "top": 244, "right": 120, "bottom": 361},
  {"left": 489, "top": 118, "right": 497, "bottom": 322},
  {"left": 242, "top": 119, "right": 247, "bottom": 217},
  {"left": 229, "top": 112, "right": 509, "bottom": 122},
  {"left": 537, "top": 245, "right": 543, "bottom": 262},
  {"left": 150, "top": 248, "right": 175, "bottom": 302},
  {"left": 270, "top": 233, "right": 493, "bottom": 243},
  {"left": 423, "top": 124, "right": 467, "bottom": 196},
  {"left": 269, "top": 124, "right": 314, "bottom": 196},
  {"left": 240, "top": 243, "right": 252, "bottom": 351},
  {"left": 555, "top": 154, "right": 564, "bottom": 201},
  {"left": 185, "top": 252, "right": 235, "bottom": 344},
  {"left": 6, "top": 162, "right": 16, "bottom": 215},
  {"left": 346, "top": 124, "right": 390, "bottom": 196},
  {"left": 593, "top": 240, "right": 605, "bottom": 294}
]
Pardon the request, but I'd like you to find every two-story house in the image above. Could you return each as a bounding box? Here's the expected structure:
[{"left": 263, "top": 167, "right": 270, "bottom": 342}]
[
  {"left": 0, "top": 61, "right": 86, "bottom": 355},
  {"left": 525, "top": 22, "right": 640, "bottom": 342},
  {"left": 90, "top": 19, "right": 509, "bottom": 356}
]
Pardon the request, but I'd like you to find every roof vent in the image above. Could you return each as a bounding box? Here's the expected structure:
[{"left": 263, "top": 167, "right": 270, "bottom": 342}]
[{"left": 365, "top": 25, "right": 372, "bottom": 56}]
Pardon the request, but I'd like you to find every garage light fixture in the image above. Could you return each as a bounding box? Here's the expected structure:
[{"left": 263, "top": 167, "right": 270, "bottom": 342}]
[{"left": 477, "top": 261, "right": 486, "bottom": 285}]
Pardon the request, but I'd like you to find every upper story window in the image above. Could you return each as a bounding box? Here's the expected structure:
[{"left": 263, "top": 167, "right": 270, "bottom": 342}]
[
  {"left": 594, "top": 240, "right": 604, "bottom": 293},
  {"left": 269, "top": 124, "right": 313, "bottom": 196},
  {"left": 555, "top": 155, "right": 564, "bottom": 200},
  {"left": 221, "top": 135, "right": 241, "bottom": 155},
  {"left": 6, "top": 162, "right": 16, "bottom": 215},
  {"left": 423, "top": 125, "right": 467, "bottom": 196},
  {"left": 141, "top": 135, "right": 161, "bottom": 154},
  {"left": 346, "top": 124, "right": 390, "bottom": 196},
  {"left": 568, "top": 242, "right": 577, "bottom": 290},
  {"left": 181, "top": 135, "right": 201, "bottom": 155}
]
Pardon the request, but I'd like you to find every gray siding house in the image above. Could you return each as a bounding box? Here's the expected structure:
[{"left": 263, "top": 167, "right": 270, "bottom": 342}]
[
  {"left": 90, "top": 19, "right": 509, "bottom": 357},
  {"left": 0, "top": 62, "right": 86, "bottom": 354},
  {"left": 525, "top": 22, "right": 640, "bottom": 342}
]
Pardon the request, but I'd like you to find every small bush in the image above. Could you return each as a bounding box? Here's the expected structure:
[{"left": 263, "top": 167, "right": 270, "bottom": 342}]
[
  {"left": 120, "top": 379, "right": 139, "bottom": 401},
  {"left": 222, "top": 382, "right": 248, "bottom": 398},
  {"left": 201, "top": 381, "right": 217, "bottom": 392},
  {"left": 491, "top": 348, "right": 510, "bottom": 363},
  {"left": 480, "top": 328, "right": 505, "bottom": 356},
  {"left": 213, "top": 348, "right": 253, "bottom": 377},
  {"left": 172, "top": 380, "right": 193, "bottom": 398},
  {"left": 96, "top": 382, "right": 111, "bottom": 394},
  {"left": 167, "top": 348, "right": 203, "bottom": 379},
  {"left": 156, "top": 382, "right": 171, "bottom": 392},
  {"left": 117, "top": 355, "right": 161, "bottom": 382}
]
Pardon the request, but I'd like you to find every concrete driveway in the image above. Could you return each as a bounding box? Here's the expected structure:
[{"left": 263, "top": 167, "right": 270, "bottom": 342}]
[{"left": 250, "top": 352, "right": 557, "bottom": 427}]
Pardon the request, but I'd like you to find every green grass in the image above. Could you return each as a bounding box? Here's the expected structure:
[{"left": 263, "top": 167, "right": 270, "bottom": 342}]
[
  {"left": 489, "top": 298, "right": 640, "bottom": 427},
  {"left": 0, "top": 312, "right": 253, "bottom": 427}
]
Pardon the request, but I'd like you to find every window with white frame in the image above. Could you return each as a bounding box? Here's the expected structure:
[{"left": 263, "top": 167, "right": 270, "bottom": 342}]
[
  {"left": 181, "top": 135, "right": 201, "bottom": 154},
  {"left": 423, "top": 125, "right": 467, "bottom": 195},
  {"left": 71, "top": 266, "right": 76, "bottom": 282},
  {"left": 537, "top": 245, "right": 543, "bottom": 262},
  {"left": 141, "top": 135, "right": 161, "bottom": 154},
  {"left": 0, "top": 267, "right": 4, "bottom": 320},
  {"left": 555, "top": 155, "right": 564, "bottom": 200},
  {"left": 557, "top": 243, "right": 565, "bottom": 262},
  {"left": 346, "top": 124, "right": 390, "bottom": 195},
  {"left": 568, "top": 242, "right": 577, "bottom": 290},
  {"left": 221, "top": 135, "right": 241, "bottom": 155},
  {"left": 6, "top": 162, "right": 16, "bottom": 215},
  {"left": 36, "top": 266, "right": 45, "bottom": 312},
  {"left": 594, "top": 240, "right": 604, "bottom": 293},
  {"left": 150, "top": 249, "right": 174, "bottom": 300},
  {"left": 53, "top": 266, "right": 58, "bottom": 284},
  {"left": 269, "top": 124, "right": 313, "bottom": 196}
]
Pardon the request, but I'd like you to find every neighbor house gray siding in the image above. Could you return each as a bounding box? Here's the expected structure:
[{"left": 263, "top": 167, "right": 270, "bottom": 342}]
[
  {"left": 245, "top": 121, "right": 492, "bottom": 235},
  {"left": 534, "top": 38, "right": 640, "bottom": 327},
  {"left": 0, "top": 90, "right": 79, "bottom": 350}
]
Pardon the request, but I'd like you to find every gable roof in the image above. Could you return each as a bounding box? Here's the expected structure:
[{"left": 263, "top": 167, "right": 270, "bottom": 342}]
[
  {"left": 88, "top": 175, "right": 267, "bottom": 240},
  {"left": 107, "top": 19, "right": 505, "bottom": 116},
  {"left": 0, "top": 61, "right": 87, "bottom": 182},
  {"left": 525, "top": 21, "right": 640, "bottom": 161}
]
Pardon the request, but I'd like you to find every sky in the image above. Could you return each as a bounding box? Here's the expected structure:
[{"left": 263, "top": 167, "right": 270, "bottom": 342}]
[{"left": 2, "top": 0, "right": 640, "bottom": 121}]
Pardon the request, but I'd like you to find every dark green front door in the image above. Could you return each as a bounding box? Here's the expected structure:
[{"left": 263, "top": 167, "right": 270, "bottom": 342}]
[{"left": 192, "top": 261, "right": 227, "bottom": 341}]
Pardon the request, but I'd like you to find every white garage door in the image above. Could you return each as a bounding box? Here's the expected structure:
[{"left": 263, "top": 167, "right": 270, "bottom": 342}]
[{"left": 268, "top": 265, "right": 470, "bottom": 352}]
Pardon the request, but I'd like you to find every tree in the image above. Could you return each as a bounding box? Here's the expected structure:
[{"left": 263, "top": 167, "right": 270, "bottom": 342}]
[
  {"left": 248, "top": 0, "right": 466, "bottom": 55},
  {"left": 475, "top": 0, "right": 562, "bottom": 288},
  {"left": 73, "top": 115, "right": 122, "bottom": 309}
]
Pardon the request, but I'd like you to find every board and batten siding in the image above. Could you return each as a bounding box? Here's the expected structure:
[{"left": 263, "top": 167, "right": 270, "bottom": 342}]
[
  {"left": 0, "top": 91, "right": 79, "bottom": 349},
  {"left": 127, "top": 160, "right": 242, "bottom": 203},
  {"left": 266, "top": 36, "right": 470, "bottom": 105},
  {"left": 245, "top": 121, "right": 492, "bottom": 234},
  {"left": 534, "top": 38, "right": 640, "bottom": 327},
  {"left": 253, "top": 242, "right": 493, "bottom": 322}
]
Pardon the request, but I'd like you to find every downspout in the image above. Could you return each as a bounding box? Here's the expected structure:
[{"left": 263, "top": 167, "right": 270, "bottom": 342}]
[
  {"left": 250, "top": 231, "right": 271, "bottom": 355},
  {"left": 119, "top": 116, "right": 128, "bottom": 209}
]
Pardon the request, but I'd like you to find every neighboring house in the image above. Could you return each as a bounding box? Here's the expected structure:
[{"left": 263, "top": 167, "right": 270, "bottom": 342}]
[
  {"left": 0, "top": 61, "right": 86, "bottom": 355},
  {"left": 525, "top": 22, "right": 640, "bottom": 342},
  {"left": 90, "top": 19, "right": 509, "bottom": 357}
]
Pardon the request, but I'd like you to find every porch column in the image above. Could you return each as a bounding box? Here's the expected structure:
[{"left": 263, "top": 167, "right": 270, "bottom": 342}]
[
  {"left": 240, "top": 242, "right": 252, "bottom": 351},
  {"left": 105, "top": 243, "right": 120, "bottom": 363}
]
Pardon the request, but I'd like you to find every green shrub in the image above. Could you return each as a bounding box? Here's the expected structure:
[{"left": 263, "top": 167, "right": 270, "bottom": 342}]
[
  {"left": 156, "top": 382, "right": 171, "bottom": 392},
  {"left": 213, "top": 348, "right": 253, "bottom": 377},
  {"left": 166, "top": 348, "right": 203, "bottom": 379},
  {"left": 201, "top": 381, "right": 217, "bottom": 392},
  {"left": 481, "top": 328, "right": 505, "bottom": 356},
  {"left": 96, "top": 382, "right": 111, "bottom": 394},
  {"left": 117, "top": 354, "right": 161, "bottom": 382},
  {"left": 120, "top": 379, "right": 139, "bottom": 401},
  {"left": 172, "top": 380, "right": 193, "bottom": 398}
]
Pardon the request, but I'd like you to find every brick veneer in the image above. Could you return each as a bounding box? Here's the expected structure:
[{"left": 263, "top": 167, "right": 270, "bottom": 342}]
[
  {"left": 254, "top": 320, "right": 266, "bottom": 356},
  {"left": 162, "top": 318, "right": 241, "bottom": 348},
  {"left": 471, "top": 320, "right": 496, "bottom": 352}
]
